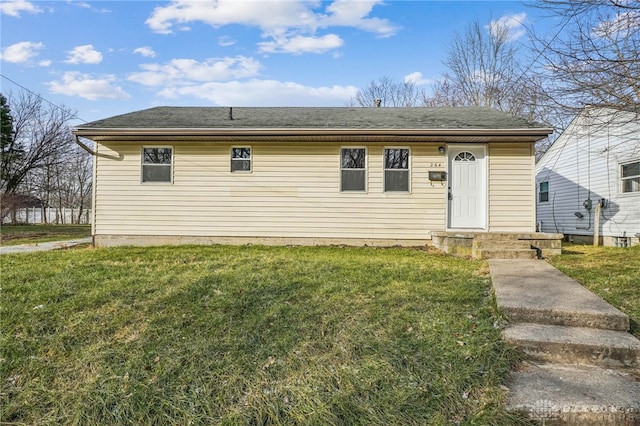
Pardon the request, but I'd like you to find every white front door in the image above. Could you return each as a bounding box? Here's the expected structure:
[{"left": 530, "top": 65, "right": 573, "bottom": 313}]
[{"left": 448, "top": 145, "right": 487, "bottom": 229}]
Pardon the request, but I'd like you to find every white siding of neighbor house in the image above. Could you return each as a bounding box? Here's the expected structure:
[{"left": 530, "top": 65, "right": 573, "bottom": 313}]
[
  {"left": 489, "top": 143, "right": 536, "bottom": 232},
  {"left": 535, "top": 108, "right": 640, "bottom": 242},
  {"left": 93, "top": 141, "right": 536, "bottom": 243}
]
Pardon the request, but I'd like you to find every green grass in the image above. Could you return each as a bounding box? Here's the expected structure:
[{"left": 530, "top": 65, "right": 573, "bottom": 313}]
[
  {"left": 547, "top": 243, "right": 640, "bottom": 338},
  {"left": 0, "top": 245, "right": 533, "bottom": 425},
  {"left": 0, "top": 224, "right": 91, "bottom": 246}
]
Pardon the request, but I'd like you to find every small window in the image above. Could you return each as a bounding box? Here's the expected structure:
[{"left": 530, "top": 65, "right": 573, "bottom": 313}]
[
  {"left": 142, "top": 147, "right": 172, "bottom": 183},
  {"left": 454, "top": 151, "right": 476, "bottom": 162},
  {"left": 231, "top": 147, "right": 251, "bottom": 172},
  {"left": 341, "top": 148, "right": 366, "bottom": 191},
  {"left": 539, "top": 181, "right": 549, "bottom": 202},
  {"left": 384, "top": 148, "right": 410, "bottom": 192},
  {"left": 621, "top": 161, "right": 640, "bottom": 193}
]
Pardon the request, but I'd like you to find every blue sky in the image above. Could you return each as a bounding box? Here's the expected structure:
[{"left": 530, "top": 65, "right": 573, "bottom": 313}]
[{"left": 1, "top": 0, "right": 553, "bottom": 124}]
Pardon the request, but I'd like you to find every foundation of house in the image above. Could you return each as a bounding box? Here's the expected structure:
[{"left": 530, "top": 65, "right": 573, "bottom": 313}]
[{"left": 432, "top": 232, "right": 564, "bottom": 259}]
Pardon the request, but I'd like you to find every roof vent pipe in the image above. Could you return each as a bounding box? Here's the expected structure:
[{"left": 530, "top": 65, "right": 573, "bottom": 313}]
[
  {"left": 228, "top": 107, "right": 234, "bottom": 120},
  {"left": 374, "top": 99, "right": 382, "bottom": 107}
]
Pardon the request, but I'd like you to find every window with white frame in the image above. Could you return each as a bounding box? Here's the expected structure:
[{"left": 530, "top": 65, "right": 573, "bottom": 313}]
[
  {"left": 621, "top": 161, "right": 640, "bottom": 193},
  {"left": 231, "top": 147, "right": 252, "bottom": 172},
  {"left": 384, "top": 148, "right": 410, "bottom": 192},
  {"left": 142, "top": 147, "right": 172, "bottom": 183},
  {"left": 340, "top": 148, "right": 366, "bottom": 191},
  {"left": 539, "top": 181, "right": 549, "bottom": 202}
]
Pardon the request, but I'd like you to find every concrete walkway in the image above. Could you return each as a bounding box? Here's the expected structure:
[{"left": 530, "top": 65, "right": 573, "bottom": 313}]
[
  {"left": 489, "top": 259, "right": 640, "bottom": 425},
  {"left": 0, "top": 237, "right": 92, "bottom": 255}
]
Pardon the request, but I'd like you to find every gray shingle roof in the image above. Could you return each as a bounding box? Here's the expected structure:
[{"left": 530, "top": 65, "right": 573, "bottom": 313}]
[{"left": 76, "top": 106, "right": 549, "bottom": 131}]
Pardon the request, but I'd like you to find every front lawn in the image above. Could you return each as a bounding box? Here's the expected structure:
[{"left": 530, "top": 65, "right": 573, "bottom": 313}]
[
  {"left": 547, "top": 243, "right": 640, "bottom": 337},
  {"left": 0, "top": 245, "right": 532, "bottom": 425},
  {"left": 0, "top": 224, "right": 91, "bottom": 246}
]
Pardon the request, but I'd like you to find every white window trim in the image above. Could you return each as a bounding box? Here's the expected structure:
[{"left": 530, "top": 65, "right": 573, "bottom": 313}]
[
  {"left": 340, "top": 146, "right": 367, "bottom": 193},
  {"left": 620, "top": 160, "right": 640, "bottom": 195},
  {"left": 231, "top": 146, "right": 252, "bottom": 173},
  {"left": 383, "top": 147, "right": 411, "bottom": 193},
  {"left": 141, "top": 146, "right": 173, "bottom": 184},
  {"left": 539, "top": 181, "right": 549, "bottom": 203}
]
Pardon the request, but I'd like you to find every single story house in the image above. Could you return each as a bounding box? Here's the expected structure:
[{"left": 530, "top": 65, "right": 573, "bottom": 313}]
[
  {"left": 73, "top": 106, "right": 559, "bottom": 256},
  {"left": 536, "top": 106, "right": 640, "bottom": 246}
]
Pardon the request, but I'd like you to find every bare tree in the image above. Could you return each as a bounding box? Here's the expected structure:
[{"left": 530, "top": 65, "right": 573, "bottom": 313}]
[
  {"left": 349, "top": 76, "right": 424, "bottom": 107},
  {"left": 1, "top": 90, "right": 78, "bottom": 223},
  {"left": 1, "top": 91, "right": 76, "bottom": 194},
  {"left": 425, "top": 18, "right": 547, "bottom": 119},
  {"left": 531, "top": 0, "right": 640, "bottom": 113}
]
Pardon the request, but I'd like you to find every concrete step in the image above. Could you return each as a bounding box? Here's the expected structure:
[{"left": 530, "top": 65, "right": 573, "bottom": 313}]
[
  {"left": 506, "top": 362, "right": 640, "bottom": 425},
  {"left": 473, "top": 232, "right": 521, "bottom": 241},
  {"left": 504, "top": 323, "right": 640, "bottom": 369},
  {"left": 473, "top": 248, "right": 537, "bottom": 260},
  {"left": 490, "top": 260, "right": 630, "bottom": 331},
  {"left": 472, "top": 239, "right": 532, "bottom": 250}
]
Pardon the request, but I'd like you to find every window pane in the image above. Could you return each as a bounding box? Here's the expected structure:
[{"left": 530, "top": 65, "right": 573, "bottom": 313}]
[
  {"left": 142, "top": 165, "right": 171, "bottom": 182},
  {"left": 341, "top": 170, "right": 366, "bottom": 191},
  {"left": 540, "top": 182, "right": 548, "bottom": 192},
  {"left": 232, "top": 147, "right": 251, "bottom": 159},
  {"left": 341, "top": 148, "right": 365, "bottom": 169},
  {"left": 385, "top": 170, "right": 409, "bottom": 192},
  {"left": 143, "top": 148, "right": 172, "bottom": 164},
  {"left": 231, "top": 159, "right": 251, "bottom": 172},
  {"left": 622, "top": 162, "right": 640, "bottom": 178},
  {"left": 622, "top": 176, "right": 640, "bottom": 193},
  {"left": 385, "top": 149, "right": 409, "bottom": 169},
  {"left": 539, "top": 192, "right": 549, "bottom": 202}
]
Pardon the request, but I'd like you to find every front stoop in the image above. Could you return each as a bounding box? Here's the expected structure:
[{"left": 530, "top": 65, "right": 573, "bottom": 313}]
[
  {"left": 489, "top": 259, "right": 640, "bottom": 425},
  {"left": 432, "top": 232, "right": 562, "bottom": 259}
]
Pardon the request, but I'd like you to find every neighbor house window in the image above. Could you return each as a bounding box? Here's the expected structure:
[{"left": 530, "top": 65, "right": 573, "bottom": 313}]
[
  {"left": 142, "top": 147, "right": 172, "bottom": 183},
  {"left": 231, "top": 147, "right": 252, "bottom": 172},
  {"left": 384, "top": 148, "right": 410, "bottom": 192},
  {"left": 539, "top": 181, "right": 549, "bottom": 202},
  {"left": 341, "top": 148, "right": 366, "bottom": 191},
  {"left": 621, "top": 161, "right": 640, "bottom": 193}
]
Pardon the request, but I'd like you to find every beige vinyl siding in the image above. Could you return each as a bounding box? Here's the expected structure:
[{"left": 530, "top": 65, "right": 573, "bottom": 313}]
[
  {"left": 488, "top": 143, "right": 535, "bottom": 232},
  {"left": 94, "top": 142, "right": 447, "bottom": 241}
]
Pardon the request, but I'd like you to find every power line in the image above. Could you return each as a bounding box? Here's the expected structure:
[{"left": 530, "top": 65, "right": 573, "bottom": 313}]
[{"left": 1, "top": 73, "right": 89, "bottom": 124}]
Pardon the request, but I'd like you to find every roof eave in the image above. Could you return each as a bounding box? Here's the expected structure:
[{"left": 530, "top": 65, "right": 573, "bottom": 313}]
[{"left": 74, "top": 127, "right": 553, "bottom": 139}]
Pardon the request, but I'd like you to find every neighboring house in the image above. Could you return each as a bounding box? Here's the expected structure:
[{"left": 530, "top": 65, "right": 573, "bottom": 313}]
[
  {"left": 73, "top": 106, "right": 555, "bottom": 251},
  {"left": 535, "top": 106, "right": 640, "bottom": 247}
]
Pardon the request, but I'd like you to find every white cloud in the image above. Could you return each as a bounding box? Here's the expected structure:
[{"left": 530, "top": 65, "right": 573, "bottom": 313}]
[
  {"left": 258, "top": 34, "right": 344, "bottom": 54},
  {"left": 403, "top": 72, "right": 432, "bottom": 86},
  {"left": 0, "top": 41, "right": 44, "bottom": 63},
  {"left": 128, "top": 56, "right": 261, "bottom": 86},
  {"left": 488, "top": 12, "right": 527, "bottom": 41},
  {"left": 156, "top": 79, "right": 358, "bottom": 106},
  {"left": 133, "top": 46, "right": 156, "bottom": 58},
  {"left": 47, "top": 72, "right": 130, "bottom": 100},
  {"left": 218, "top": 36, "right": 236, "bottom": 47},
  {"left": 0, "top": 0, "right": 41, "bottom": 16},
  {"left": 146, "top": 0, "right": 396, "bottom": 54},
  {"left": 594, "top": 11, "right": 640, "bottom": 37},
  {"left": 65, "top": 45, "right": 103, "bottom": 64}
]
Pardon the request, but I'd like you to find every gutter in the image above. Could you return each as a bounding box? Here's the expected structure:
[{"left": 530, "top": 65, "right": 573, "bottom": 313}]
[
  {"left": 74, "top": 135, "right": 123, "bottom": 160},
  {"left": 73, "top": 127, "right": 554, "bottom": 138}
]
